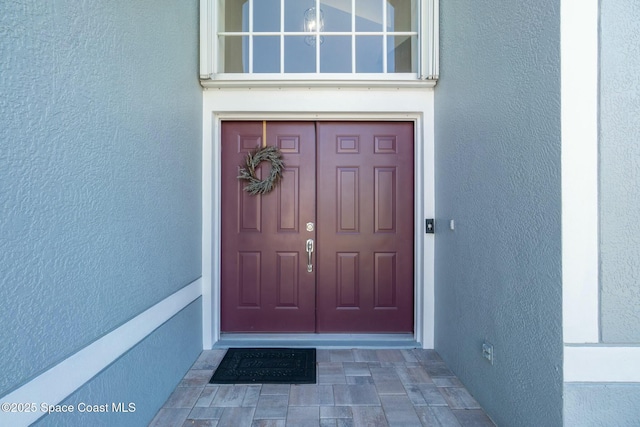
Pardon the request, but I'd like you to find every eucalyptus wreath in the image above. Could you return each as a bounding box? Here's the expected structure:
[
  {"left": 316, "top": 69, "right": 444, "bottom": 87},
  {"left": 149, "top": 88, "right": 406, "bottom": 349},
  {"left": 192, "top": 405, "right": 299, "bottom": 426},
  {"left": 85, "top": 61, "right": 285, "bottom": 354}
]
[{"left": 237, "top": 146, "right": 285, "bottom": 195}]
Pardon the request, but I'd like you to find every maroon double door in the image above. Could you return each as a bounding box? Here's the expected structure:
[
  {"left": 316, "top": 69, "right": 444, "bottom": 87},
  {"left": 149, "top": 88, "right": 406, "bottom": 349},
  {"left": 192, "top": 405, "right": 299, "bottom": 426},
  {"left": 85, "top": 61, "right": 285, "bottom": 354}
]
[{"left": 221, "top": 121, "right": 414, "bottom": 333}]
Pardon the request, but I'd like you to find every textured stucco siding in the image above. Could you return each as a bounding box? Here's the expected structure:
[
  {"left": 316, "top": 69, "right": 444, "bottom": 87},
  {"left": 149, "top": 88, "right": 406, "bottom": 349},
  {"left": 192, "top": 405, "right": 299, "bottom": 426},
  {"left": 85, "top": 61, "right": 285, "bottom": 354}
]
[
  {"left": 434, "top": 1, "right": 563, "bottom": 425},
  {"left": 0, "top": 0, "right": 202, "bottom": 397},
  {"left": 33, "top": 299, "right": 202, "bottom": 427},
  {"left": 599, "top": 0, "right": 640, "bottom": 343},
  {"left": 565, "top": 383, "right": 640, "bottom": 426}
]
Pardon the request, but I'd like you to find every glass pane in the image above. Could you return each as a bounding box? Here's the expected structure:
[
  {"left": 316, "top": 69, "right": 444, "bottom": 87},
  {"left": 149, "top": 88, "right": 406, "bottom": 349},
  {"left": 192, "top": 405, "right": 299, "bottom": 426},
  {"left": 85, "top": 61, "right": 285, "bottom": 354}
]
[
  {"left": 285, "top": 0, "right": 309, "bottom": 32},
  {"left": 356, "top": 0, "right": 383, "bottom": 32},
  {"left": 356, "top": 36, "right": 382, "bottom": 73},
  {"left": 321, "top": 0, "right": 351, "bottom": 32},
  {"left": 320, "top": 36, "right": 351, "bottom": 73},
  {"left": 254, "top": 0, "right": 281, "bottom": 32},
  {"left": 284, "top": 36, "right": 316, "bottom": 72},
  {"left": 387, "top": 35, "right": 415, "bottom": 73},
  {"left": 254, "top": 36, "right": 281, "bottom": 73},
  {"left": 386, "top": 0, "right": 415, "bottom": 32},
  {"left": 223, "top": 0, "right": 249, "bottom": 32},
  {"left": 221, "top": 36, "right": 249, "bottom": 73}
]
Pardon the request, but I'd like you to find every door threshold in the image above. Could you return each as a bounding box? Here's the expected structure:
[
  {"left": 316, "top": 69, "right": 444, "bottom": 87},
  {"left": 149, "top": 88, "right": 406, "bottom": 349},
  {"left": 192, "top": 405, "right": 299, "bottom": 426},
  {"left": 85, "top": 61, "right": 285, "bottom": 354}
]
[{"left": 214, "top": 333, "right": 420, "bottom": 349}]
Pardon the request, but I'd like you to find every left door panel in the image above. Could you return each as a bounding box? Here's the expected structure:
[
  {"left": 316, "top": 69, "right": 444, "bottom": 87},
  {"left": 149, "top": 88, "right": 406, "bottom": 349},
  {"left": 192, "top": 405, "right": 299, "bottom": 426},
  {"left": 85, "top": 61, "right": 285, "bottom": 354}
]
[{"left": 221, "top": 122, "right": 317, "bottom": 332}]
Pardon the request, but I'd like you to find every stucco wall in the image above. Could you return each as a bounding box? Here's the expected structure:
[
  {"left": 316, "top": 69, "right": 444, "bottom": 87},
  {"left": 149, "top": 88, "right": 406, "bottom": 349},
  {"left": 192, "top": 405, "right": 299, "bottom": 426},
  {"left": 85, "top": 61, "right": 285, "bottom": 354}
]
[
  {"left": 565, "top": 383, "right": 640, "bottom": 426},
  {"left": 0, "top": 0, "right": 202, "bottom": 400},
  {"left": 34, "top": 300, "right": 202, "bottom": 427},
  {"left": 599, "top": 0, "right": 640, "bottom": 343},
  {"left": 434, "top": 1, "right": 563, "bottom": 425}
]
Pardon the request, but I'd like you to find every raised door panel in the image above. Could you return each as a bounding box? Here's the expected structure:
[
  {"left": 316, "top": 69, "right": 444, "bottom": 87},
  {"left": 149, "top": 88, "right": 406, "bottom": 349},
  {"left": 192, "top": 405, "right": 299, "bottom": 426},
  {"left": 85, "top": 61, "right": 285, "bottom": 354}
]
[
  {"left": 276, "top": 252, "right": 299, "bottom": 307},
  {"left": 374, "top": 167, "right": 397, "bottom": 233},
  {"left": 238, "top": 251, "right": 261, "bottom": 307},
  {"left": 374, "top": 252, "right": 397, "bottom": 308},
  {"left": 336, "top": 252, "right": 360, "bottom": 308},
  {"left": 337, "top": 168, "right": 360, "bottom": 232}
]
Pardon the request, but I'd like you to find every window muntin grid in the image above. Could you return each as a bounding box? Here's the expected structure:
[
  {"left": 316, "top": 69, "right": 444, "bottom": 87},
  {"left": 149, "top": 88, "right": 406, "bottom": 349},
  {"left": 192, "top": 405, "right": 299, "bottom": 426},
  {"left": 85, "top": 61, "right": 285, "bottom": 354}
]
[{"left": 217, "top": 0, "right": 418, "bottom": 75}]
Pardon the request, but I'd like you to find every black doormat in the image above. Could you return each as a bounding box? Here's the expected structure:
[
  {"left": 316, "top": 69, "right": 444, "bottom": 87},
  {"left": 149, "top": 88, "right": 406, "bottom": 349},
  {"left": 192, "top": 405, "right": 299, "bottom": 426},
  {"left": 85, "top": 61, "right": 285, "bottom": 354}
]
[{"left": 210, "top": 348, "right": 316, "bottom": 384}]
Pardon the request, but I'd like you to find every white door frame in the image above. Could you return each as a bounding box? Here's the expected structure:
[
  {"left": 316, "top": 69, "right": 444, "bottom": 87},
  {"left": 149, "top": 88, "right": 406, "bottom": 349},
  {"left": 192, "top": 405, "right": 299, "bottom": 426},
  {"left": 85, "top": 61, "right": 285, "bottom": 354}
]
[{"left": 202, "top": 87, "right": 435, "bottom": 349}]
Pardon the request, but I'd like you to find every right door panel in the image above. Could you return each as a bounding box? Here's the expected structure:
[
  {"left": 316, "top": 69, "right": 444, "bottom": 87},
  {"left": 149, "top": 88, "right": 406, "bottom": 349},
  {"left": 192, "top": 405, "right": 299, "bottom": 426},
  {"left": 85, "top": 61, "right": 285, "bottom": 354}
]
[{"left": 316, "top": 122, "right": 415, "bottom": 332}]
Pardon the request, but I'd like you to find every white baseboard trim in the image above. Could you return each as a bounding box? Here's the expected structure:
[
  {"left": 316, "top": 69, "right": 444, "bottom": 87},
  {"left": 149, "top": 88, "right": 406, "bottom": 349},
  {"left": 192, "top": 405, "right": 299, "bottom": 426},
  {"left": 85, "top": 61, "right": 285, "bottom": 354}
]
[
  {"left": 565, "top": 345, "right": 640, "bottom": 383},
  {"left": 0, "top": 279, "right": 202, "bottom": 427}
]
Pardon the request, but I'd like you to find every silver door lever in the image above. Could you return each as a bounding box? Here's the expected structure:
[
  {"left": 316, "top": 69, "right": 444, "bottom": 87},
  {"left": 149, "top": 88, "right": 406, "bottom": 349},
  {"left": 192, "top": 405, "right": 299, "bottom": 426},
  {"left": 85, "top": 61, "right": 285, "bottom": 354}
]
[{"left": 306, "top": 239, "right": 314, "bottom": 272}]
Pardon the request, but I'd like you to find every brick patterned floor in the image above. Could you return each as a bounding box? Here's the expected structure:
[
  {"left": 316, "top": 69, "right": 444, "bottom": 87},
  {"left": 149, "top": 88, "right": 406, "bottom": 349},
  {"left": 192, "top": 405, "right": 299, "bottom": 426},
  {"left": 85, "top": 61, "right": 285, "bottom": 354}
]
[{"left": 149, "top": 349, "right": 495, "bottom": 427}]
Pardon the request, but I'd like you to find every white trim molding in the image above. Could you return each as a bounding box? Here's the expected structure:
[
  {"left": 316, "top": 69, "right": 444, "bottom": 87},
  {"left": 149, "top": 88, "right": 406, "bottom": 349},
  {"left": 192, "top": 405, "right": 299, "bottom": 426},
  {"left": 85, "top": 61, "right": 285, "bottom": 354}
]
[
  {"left": 0, "top": 279, "right": 202, "bottom": 427},
  {"left": 199, "top": 0, "right": 213, "bottom": 79},
  {"left": 202, "top": 87, "right": 435, "bottom": 349},
  {"left": 422, "top": 0, "right": 439, "bottom": 80},
  {"left": 201, "top": 78, "right": 437, "bottom": 89},
  {"left": 565, "top": 346, "right": 640, "bottom": 383},
  {"left": 561, "top": 0, "right": 599, "bottom": 344}
]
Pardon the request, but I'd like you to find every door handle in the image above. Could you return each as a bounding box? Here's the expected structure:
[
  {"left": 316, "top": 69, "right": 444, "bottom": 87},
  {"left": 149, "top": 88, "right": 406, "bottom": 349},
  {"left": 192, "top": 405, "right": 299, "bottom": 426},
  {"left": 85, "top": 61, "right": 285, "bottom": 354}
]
[{"left": 306, "top": 239, "right": 314, "bottom": 272}]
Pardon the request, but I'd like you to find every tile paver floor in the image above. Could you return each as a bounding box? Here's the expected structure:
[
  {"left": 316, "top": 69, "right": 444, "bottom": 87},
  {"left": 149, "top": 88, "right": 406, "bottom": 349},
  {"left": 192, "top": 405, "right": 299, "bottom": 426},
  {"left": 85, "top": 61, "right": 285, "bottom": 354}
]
[{"left": 149, "top": 349, "right": 495, "bottom": 427}]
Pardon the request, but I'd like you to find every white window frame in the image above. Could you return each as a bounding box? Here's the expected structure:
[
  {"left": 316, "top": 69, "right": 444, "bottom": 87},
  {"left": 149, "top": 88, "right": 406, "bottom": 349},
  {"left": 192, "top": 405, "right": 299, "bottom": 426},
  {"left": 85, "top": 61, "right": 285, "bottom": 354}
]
[{"left": 199, "top": 0, "right": 439, "bottom": 87}]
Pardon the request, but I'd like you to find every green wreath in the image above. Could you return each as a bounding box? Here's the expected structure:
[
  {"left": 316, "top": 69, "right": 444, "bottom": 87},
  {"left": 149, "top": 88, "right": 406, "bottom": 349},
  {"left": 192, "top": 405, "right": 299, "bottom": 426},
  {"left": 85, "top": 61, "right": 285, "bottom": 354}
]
[{"left": 237, "top": 146, "right": 285, "bottom": 195}]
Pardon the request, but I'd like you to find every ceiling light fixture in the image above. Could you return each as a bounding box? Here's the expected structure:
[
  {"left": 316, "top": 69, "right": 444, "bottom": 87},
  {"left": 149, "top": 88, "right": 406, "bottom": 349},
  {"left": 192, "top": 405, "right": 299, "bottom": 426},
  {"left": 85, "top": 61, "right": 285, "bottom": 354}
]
[{"left": 303, "top": 3, "right": 324, "bottom": 46}]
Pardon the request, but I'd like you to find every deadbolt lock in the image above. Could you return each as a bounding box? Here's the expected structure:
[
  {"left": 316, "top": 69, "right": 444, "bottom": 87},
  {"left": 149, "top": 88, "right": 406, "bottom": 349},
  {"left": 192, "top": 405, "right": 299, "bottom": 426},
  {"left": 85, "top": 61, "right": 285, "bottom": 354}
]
[{"left": 306, "top": 222, "right": 314, "bottom": 232}]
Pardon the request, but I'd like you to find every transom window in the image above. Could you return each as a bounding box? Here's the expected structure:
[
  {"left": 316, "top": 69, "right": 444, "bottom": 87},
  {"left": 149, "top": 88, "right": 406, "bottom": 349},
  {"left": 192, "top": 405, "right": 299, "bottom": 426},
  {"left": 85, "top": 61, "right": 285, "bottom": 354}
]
[{"left": 200, "top": 0, "right": 438, "bottom": 84}]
